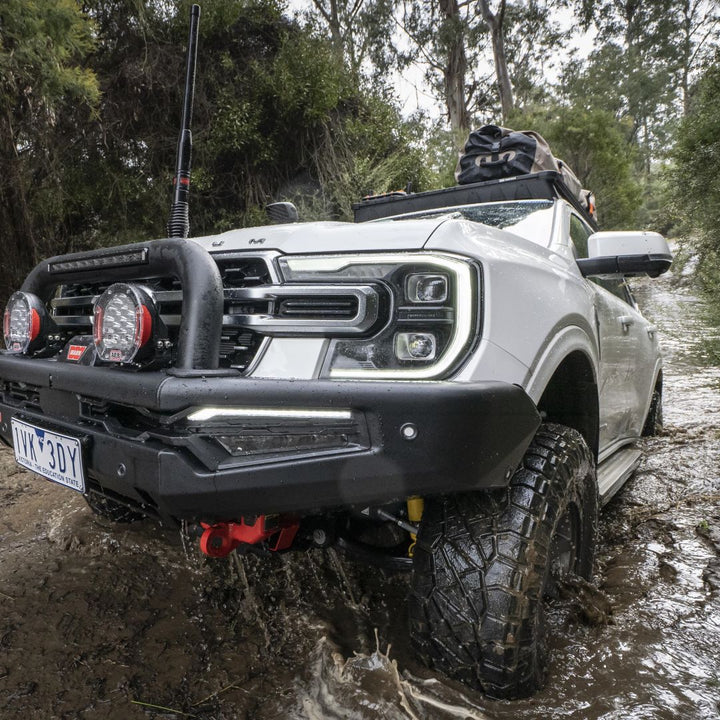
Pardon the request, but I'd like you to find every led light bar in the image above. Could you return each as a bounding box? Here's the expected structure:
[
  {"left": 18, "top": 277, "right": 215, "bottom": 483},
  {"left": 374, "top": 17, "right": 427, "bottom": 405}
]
[
  {"left": 187, "top": 407, "right": 353, "bottom": 422},
  {"left": 49, "top": 248, "right": 148, "bottom": 274}
]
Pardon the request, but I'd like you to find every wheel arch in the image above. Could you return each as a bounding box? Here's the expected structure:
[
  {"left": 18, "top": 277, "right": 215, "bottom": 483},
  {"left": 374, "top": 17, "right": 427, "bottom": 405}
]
[
  {"left": 534, "top": 350, "right": 599, "bottom": 458},
  {"left": 648, "top": 363, "right": 663, "bottom": 403},
  {"left": 641, "top": 364, "right": 663, "bottom": 437}
]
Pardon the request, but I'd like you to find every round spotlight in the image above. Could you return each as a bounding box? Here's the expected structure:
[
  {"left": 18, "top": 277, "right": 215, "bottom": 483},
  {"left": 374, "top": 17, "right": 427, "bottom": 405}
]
[
  {"left": 3, "top": 292, "right": 47, "bottom": 354},
  {"left": 94, "top": 283, "right": 155, "bottom": 363}
]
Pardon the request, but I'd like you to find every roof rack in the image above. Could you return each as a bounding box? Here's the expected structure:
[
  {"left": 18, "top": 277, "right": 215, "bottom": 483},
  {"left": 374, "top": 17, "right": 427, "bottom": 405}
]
[{"left": 352, "top": 171, "right": 598, "bottom": 229}]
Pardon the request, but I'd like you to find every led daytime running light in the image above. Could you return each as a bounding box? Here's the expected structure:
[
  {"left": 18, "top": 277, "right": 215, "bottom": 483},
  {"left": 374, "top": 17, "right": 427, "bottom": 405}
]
[{"left": 187, "top": 407, "right": 353, "bottom": 422}]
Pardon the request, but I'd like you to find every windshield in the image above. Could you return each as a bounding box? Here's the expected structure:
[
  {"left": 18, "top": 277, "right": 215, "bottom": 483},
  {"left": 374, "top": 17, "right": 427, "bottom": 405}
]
[{"left": 390, "top": 200, "right": 555, "bottom": 246}]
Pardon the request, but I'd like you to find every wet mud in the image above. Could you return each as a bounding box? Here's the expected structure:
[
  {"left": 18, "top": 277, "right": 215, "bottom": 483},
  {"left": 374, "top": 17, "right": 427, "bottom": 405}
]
[{"left": 1, "top": 271, "right": 719, "bottom": 719}]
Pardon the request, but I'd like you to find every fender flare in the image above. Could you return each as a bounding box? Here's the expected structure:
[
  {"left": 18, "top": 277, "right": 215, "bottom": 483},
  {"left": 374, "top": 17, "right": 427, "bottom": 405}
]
[{"left": 639, "top": 358, "right": 664, "bottom": 425}]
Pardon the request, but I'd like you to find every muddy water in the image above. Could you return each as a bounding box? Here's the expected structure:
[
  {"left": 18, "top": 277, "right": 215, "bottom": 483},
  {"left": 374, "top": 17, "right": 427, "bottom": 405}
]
[{"left": 1, "top": 272, "right": 720, "bottom": 719}]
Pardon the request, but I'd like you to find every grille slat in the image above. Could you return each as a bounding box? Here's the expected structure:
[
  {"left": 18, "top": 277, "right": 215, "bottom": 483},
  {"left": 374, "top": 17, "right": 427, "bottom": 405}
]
[
  {"left": 54, "top": 316, "right": 93, "bottom": 327},
  {"left": 279, "top": 297, "right": 358, "bottom": 318}
]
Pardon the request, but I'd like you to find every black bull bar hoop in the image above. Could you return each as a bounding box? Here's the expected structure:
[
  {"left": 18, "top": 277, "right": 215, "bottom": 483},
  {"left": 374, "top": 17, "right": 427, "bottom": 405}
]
[{"left": 20, "top": 239, "right": 225, "bottom": 375}]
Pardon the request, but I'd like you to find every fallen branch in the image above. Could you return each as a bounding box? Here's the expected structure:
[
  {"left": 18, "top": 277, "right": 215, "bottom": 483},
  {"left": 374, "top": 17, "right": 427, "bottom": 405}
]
[{"left": 130, "top": 700, "right": 197, "bottom": 717}]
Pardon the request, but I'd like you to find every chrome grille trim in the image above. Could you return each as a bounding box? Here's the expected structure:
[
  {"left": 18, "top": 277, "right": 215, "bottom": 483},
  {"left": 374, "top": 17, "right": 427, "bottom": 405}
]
[
  {"left": 53, "top": 285, "right": 380, "bottom": 336},
  {"left": 223, "top": 284, "right": 378, "bottom": 335}
]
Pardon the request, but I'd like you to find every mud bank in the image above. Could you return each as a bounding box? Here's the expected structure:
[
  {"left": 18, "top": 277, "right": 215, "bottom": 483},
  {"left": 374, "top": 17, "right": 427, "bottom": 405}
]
[{"left": 1, "top": 273, "right": 719, "bottom": 720}]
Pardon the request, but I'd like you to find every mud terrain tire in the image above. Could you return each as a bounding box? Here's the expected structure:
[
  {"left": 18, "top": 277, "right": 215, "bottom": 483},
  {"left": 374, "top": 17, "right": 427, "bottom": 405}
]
[
  {"left": 642, "top": 385, "right": 663, "bottom": 437},
  {"left": 84, "top": 493, "right": 145, "bottom": 523},
  {"left": 409, "top": 423, "right": 598, "bottom": 699}
]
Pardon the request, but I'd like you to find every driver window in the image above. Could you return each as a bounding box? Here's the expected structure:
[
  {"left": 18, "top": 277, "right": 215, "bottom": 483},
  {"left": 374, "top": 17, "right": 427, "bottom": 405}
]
[{"left": 593, "top": 276, "right": 633, "bottom": 304}]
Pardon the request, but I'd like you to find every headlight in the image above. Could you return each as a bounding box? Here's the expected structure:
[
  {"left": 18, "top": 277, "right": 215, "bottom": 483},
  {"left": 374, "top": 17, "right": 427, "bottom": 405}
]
[
  {"left": 278, "top": 253, "right": 479, "bottom": 379},
  {"left": 93, "top": 283, "right": 156, "bottom": 363},
  {"left": 3, "top": 292, "right": 50, "bottom": 354},
  {"left": 406, "top": 274, "right": 448, "bottom": 303},
  {"left": 395, "top": 332, "right": 437, "bottom": 360}
]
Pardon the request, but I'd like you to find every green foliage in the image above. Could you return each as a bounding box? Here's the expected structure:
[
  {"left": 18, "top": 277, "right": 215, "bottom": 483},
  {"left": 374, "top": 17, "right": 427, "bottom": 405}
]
[
  {"left": 566, "top": 0, "right": 719, "bottom": 172},
  {"left": 320, "top": 98, "right": 434, "bottom": 218},
  {"left": 0, "top": 0, "right": 99, "bottom": 107},
  {"left": 673, "top": 57, "right": 720, "bottom": 239},
  {"left": 635, "top": 167, "right": 676, "bottom": 236},
  {"left": 0, "top": 0, "right": 99, "bottom": 299},
  {"left": 559, "top": 43, "right": 677, "bottom": 174},
  {"left": 510, "top": 104, "right": 641, "bottom": 229},
  {"left": 502, "top": 0, "right": 568, "bottom": 110},
  {"left": 272, "top": 34, "right": 348, "bottom": 121},
  {"left": 301, "top": 0, "right": 398, "bottom": 81},
  {"left": 417, "top": 122, "right": 469, "bottom": 189},
  {"left": 672, "top": 55, "right": 720, "bottom": 296},
  {"left": 179, "top": 0, "right": 428, "bottom": 228}
]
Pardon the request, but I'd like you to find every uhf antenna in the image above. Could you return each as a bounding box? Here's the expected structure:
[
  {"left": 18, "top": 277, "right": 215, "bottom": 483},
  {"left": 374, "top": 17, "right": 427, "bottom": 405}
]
[{"left": 167, "top": 4, "right": 201, "bottom": 239}]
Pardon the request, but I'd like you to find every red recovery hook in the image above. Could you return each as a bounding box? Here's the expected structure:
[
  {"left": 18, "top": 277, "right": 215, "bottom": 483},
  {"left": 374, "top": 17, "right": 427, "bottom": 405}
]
[{"left": 199, "top": 515, "right": 299, "bottom": 558}]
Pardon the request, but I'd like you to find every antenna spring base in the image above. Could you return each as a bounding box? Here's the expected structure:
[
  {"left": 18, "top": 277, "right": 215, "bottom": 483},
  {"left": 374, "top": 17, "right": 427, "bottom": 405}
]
[{"left": 167, "top": 202, "right": 189, "bottom": 239}]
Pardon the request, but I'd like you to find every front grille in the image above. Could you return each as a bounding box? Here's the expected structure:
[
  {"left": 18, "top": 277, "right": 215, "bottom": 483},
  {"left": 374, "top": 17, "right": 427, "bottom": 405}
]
[
  {"left": 216, "top": 257, "right": 272, "bottom": 288},
  {"left": 219, "top": 328, "right": 265, "bottom": 370},
  {"left": 278, "top": 296, "right": 359, "bottom": 319},
  {"left": 53, "top": 277, "right": 182, "bottom": 325}
]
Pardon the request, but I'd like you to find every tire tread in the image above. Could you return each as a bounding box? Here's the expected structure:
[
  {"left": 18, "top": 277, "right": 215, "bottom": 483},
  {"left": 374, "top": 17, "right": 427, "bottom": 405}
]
[{"left": 409, "top": 423, "right": 597, "bottom": 698}]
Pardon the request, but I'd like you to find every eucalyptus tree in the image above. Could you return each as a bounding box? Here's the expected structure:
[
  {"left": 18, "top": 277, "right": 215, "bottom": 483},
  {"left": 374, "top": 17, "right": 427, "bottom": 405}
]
[
  {"left": 0, "top": 0, "right": 99, "bottom": 299},
  {"left": 396, "top": 0, "right": 566, "bottom": 133},
  {"left": 299, "top": 0, "right": 399, "bottom": 80},
  {"left": 477, "top": 0, "right": 513, "bottom": 119},
  {"left": 395, "top": 0, "right": 477, "bottom": 133},
  {"left": 675, "top": 0, "right": 720, "bottom": 114},
  {"left": 570, "top": 0, "right": 720, "bottom": 169}
]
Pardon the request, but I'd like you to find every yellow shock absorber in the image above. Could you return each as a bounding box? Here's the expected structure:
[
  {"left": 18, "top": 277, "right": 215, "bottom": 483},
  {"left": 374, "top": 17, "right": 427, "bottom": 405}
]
[{"left": 407, "top": 496, "right": 424, "bottom": 557}]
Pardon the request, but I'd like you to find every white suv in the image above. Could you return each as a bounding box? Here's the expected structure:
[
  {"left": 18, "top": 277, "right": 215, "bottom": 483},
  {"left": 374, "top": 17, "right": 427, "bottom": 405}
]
[{"left": 0, "top": 170, "right": 671, "bottom": 698}]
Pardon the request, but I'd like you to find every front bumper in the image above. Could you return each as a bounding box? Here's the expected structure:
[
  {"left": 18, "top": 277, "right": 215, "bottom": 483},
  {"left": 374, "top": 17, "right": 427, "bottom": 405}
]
[{"left": 0, "top": 357, "right": 540, "bottom": 523}]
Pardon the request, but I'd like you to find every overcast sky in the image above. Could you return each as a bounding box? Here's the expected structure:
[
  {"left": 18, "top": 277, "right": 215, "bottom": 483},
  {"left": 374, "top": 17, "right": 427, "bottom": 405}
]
[{"left": 286, "top": 1, "right": 597, "bottom": 122}]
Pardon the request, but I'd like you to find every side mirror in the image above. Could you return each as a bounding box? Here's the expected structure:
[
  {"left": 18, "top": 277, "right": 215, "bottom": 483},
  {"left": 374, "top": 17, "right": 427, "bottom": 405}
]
[
  {"left": 576, "top": 231, "right": 672, "bottom": 278},
  {"left": 266, "top": 201, "right": 299, "bottom": 224}
]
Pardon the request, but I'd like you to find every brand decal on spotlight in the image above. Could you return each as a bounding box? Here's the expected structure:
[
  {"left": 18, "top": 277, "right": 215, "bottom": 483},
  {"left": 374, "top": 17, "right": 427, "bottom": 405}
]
[{"left": 67, "top": 345, "right": 86, "bottom": 362}]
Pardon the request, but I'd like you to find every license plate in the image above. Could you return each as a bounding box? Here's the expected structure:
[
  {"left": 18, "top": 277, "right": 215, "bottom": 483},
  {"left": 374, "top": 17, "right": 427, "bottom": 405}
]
[{"left": 11, "top": 418, "right": 85, "bottom": 493}]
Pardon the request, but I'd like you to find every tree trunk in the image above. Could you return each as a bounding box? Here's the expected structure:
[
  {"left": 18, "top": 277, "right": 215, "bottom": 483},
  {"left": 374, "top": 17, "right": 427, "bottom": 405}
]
[
  {"left": 680, "top": 0, "right": 692, "bottom": 115},
  {"left": 0, "top": 114, "right": 38, "bottom": 300},
  {"left": 312, "top": 0, "right": 345, "bottom": 60},
  {"left": 478, "top": 0, "right": 514, "bottom": 121},
  {"left": 438, "top": 0, "right": 470, "bottom": 133}
]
